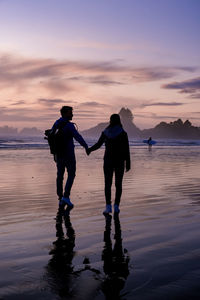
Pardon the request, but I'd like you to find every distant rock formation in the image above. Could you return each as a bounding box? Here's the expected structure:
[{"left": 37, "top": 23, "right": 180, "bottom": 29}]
[
  {"left": 0, "top": 126, "right": 18, "bottom": 136},
  {"left": 142, "top": 119, "right": 200, "bottom": 139},
  {"left": 118, "top": 108, "right": 141, "bottom": 138},
  {"left": 19, "top": 127, "right": 43, "bottom": 136},
  {"left": 1, "top": 108, "right": 200, "bottom": 139},
  {"left": 0, "top": 126, "right": 43, "bottom": 137},
  {"left": 81, "top": 107, "right": 141, "bottom": 138},
  {"left": 82, "top": 107, "right": 200, "bottom": 140}
]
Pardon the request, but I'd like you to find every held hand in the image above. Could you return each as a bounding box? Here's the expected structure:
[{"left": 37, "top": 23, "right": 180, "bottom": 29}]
[{"left": 86, "top": 148, "right": 91, "bottom": 156}]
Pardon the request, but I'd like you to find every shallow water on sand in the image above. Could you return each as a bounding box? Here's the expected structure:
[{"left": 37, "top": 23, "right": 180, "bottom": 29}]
[{"left": 0, "top": 147, "right": 200, "bottom": 299}]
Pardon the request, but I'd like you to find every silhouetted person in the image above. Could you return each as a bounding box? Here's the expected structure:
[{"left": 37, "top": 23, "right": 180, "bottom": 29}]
[
  {"left": 87, "top": 114, "right": 130, "bottom": 214},
  {"left": 46, "top": 208, "right": 76, "bottom": 298},
  {"left": 101, "top": 214, "right": 130, "bottom": 299},
  {"left": 147, "top": 137, "right": 152, "bottom": 151},
  {"left": 51, "top": 106, "right": 88, "bottom": 209}
]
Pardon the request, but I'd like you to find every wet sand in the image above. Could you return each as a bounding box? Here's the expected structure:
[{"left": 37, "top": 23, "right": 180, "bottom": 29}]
[{"left": 0, "top": 146, "right": 200, "bottom": 299}]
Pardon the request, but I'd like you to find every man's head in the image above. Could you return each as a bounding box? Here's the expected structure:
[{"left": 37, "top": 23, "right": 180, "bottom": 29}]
[{"left": 60, "top": 106, "right": 73, "bottom": 120}]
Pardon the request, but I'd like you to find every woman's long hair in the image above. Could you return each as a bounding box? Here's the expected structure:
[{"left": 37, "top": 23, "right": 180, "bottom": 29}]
[{"left": 107, "top": 114, "right": 122, "bottom": 128}]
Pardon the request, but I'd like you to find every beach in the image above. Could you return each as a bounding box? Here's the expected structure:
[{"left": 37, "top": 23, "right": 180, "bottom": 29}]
[{"left": 1, "top": 145, "right": 200, "bottom": 299}]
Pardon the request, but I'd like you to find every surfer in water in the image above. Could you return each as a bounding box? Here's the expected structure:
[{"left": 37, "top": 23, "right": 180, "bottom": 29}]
[
  {"left": 87, "top": 114, "right": 131, "bottom": 215},
  {"left": 147, "top": 137, "right": 152, "bottom": 151}
]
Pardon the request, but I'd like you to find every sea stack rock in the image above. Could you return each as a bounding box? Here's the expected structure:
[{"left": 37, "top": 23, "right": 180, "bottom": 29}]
[
  {"left": 81, "top": 107, "right": 141, "bottom": 138},
  {"left": 118, "top": 107, "right": 141, "bottom": 138}
]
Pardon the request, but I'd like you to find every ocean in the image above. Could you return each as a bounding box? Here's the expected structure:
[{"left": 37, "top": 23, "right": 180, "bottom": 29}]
[
  {"left": 0, "top": 138, "right": 200, "bottom": 299},
  {"left": 0, "top": 136, "right": 200, "bottom": 150}
]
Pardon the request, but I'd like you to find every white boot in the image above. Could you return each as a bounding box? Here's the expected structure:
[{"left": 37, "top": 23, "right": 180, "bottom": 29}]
[{"left": 103, "top": 204, "right": 112, "bottom": 215}]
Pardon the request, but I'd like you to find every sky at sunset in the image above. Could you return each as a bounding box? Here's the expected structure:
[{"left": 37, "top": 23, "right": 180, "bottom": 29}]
[{"left": 0, "top": 0, "right": 200, "bottom": 131}]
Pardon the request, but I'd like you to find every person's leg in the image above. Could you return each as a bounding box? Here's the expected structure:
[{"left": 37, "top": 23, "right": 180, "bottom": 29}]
[
  {"left": 63, "top": 157, "right": 76, "bottom": 198},
  {"left": 103, "top": 161, "right": 114, "bottom": 205},
  {"left": 56, "top": 157, "right": 65, "bottom": 199},
  {"left": 114, "top": 162, "right": 125, "bottom": 206}
]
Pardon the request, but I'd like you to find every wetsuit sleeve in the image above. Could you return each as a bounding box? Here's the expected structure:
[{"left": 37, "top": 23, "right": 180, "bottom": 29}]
[
  {"left": 125, "top": 133, "right": 131, "bottom": 170},
  {"left": 89, "top": 132, "right": 105, "bottom": 152},
  {"left": 71, "top": 124, "right": 88, "bottom": 149}
]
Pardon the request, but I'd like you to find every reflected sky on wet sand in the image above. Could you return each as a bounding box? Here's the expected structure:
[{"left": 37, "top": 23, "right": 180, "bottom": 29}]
[{"left": 0, "top": 147, "right": 200, "bottom": 299}]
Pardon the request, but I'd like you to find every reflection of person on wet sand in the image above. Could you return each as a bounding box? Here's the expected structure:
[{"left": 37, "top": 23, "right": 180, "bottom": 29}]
[
  {"left": 46, "top": 209, "right": 102, "bottom": 299},
  {"left": 101, "top": 214, "right": 130, "bottom": 299},
  {"left": 46, "top": 208, "right": 76, "bottom": 298},
  {"left": 87, "top": 114, "right": 131, "bottom": 215}
]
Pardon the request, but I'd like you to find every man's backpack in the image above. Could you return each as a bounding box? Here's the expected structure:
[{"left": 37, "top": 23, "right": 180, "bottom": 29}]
[{"left": 44, "top": 121, "right": 68, "bottom": 155}]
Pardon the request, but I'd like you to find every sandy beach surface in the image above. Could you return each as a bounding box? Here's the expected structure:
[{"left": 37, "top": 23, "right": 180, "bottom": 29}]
[{"left": 1, "top": 146, "right": 200, "bottom": 299}]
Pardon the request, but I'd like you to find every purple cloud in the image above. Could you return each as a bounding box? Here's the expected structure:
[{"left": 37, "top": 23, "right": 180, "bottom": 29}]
[
  {"left": 79, "top": 101, "right": 110, "bottom": 107},
  {"left": 131, "top": 66, "right": 196, "bottom": 82},
  {"left": 141, "top": 101, "right": 184, "bottom": 107},
  {"left": 190, "top": 93, "right": 200, "bottom": 99},
  {"left": 38, "top": 98, "right": 75, "bottom": 106},
  {"left": 0, "top": 53, "right": 197, "bottom": 93},
  {"left": 68, "top": 75, "right": 124, "bottom": 85},
  {"left": 162, "top": 77, "right": 200, "bottom": 96},
  {"left": 88, "top": 76, "right": 124, "bottom": 85},
  {"left": 10, "top": 100, "right": 26, "bottom": 106}
]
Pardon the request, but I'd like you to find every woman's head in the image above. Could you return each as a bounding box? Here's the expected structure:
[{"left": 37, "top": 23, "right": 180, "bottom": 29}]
[{"left": 109, "top": 114, "right": 122, "bottom": 127}]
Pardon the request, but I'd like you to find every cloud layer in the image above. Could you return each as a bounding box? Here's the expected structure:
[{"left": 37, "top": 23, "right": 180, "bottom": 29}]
[
  {"left": 162, "top": 77, "right": 200, "bottom": 98},
  {"left": 0, "top": 52, "right": 199, "bottom": 129},
  {"left": 141, "top": 101, "right": 184, "bottom": 108},
  {"left": 0, "top": 53, "right": 197, "bottom": 94}
]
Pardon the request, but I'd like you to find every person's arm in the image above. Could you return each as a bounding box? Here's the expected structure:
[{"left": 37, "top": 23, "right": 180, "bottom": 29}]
[
  {"left": 88, "top": 132, "right": 105, "bottom": 153},
  {"left": 124, "top": 133, "right": 131, "bottom": 171},
  {"left": 70, "top": 123, "right": 88, "bottom": 149}
]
